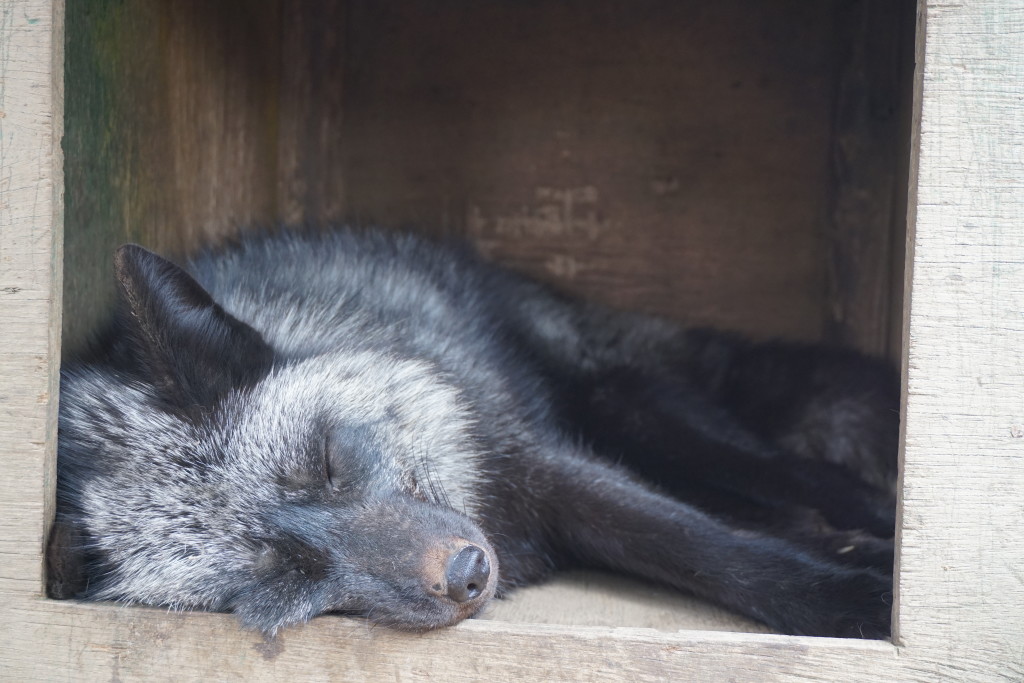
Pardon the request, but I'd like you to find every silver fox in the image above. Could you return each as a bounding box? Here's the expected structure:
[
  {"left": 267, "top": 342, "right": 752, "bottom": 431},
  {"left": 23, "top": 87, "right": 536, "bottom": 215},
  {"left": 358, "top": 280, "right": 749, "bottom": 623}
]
[{"left": 53, "top": 228, "right": 898, "bottom": 637}]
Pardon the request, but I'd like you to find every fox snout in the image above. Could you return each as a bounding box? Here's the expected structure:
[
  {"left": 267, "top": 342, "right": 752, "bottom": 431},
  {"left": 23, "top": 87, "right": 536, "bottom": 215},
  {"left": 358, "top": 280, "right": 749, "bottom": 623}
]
[
  {"left": 421, "top": 538, "right": 495, "bottom": 614},
  {"left": 257, "top": 500, "right": 500, "bottom": 632},
  {"left": 339, "top": 531, "right": 498, "bottom": 631}
]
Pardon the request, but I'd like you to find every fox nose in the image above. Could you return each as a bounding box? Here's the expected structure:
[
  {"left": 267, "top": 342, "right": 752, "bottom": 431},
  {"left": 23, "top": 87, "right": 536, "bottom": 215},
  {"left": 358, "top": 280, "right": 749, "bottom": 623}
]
[{"left": 445, "top": 544, "right": 490, "bottom": 603}]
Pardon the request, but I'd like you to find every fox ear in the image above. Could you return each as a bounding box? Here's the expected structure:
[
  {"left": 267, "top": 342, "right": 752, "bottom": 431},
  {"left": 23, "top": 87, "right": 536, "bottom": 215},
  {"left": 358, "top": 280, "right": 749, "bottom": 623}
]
[{"left": 113, "top": 244, "right": 274, "bottom": 408}]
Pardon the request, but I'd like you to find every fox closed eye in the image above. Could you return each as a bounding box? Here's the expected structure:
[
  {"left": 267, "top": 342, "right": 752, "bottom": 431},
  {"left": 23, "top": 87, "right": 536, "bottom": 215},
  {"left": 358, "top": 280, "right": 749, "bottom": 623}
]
[
  {"left": 321, "top": 434, "right": 336, "bottom": 490},
  {"left": 318, "top": 423, "right": 397, "bottom": 497}
]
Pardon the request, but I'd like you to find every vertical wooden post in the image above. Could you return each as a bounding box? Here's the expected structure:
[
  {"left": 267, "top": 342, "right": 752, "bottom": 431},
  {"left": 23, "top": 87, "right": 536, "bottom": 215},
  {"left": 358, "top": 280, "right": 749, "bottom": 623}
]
[
  {"left": 825, "top": 0, "right": 917, "bottom": 359},
  {"left": 0, "top": 0, "right": 64, "bottom": 595}
]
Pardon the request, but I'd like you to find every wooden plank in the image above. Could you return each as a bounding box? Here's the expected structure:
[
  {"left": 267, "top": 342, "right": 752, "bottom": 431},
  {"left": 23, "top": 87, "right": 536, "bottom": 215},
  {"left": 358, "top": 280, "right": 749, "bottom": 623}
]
[
  {"left": 337, "top": 0, "right": 844, "bottom": 344},
  {"left": 1, "top": 595, "right": 1018, "bottom": 682},
  {"left": 894, "top": 0, "right": 1024, "bottom": 676},
  {"left": 480, "top": 570, "right": 770, "bottom": 634},
  {"left": 276, "top": 0, "right": 348, "bottom": 225},
  {"left": 61, "top": 0, "right": 283, "bottom": 355},
  {"left": 0, "top": 0, "right": 64, "bottom": 607},
  {"left": 2, "top": 597, "right": 905, "bottom": 683},
  {"left": 824, "top": 0, "right": 916, "bottom": 359}
]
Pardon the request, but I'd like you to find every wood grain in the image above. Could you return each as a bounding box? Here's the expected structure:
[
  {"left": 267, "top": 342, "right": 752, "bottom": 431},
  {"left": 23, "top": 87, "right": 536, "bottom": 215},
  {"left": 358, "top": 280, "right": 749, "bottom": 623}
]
[
  {"left": 824, "top": 0, "right": 916, "bottom": 357},
  {"left": 2, "top": 598, "right": 901, "bottom": 683},
  {"left": 338, "top": 0, "right": 845, "bottom": 342},
  {"left": 59, "top": 0, "right": 913, "bottom": 356},
  {"left": 895, "top": 1, "right": 1024, "bottom": 665},
  {"left": 61, "top": 0, "right": 283, "bottom": 354},
  {"left": 0, "top": 0, "right": 64, "bottom": 603}
]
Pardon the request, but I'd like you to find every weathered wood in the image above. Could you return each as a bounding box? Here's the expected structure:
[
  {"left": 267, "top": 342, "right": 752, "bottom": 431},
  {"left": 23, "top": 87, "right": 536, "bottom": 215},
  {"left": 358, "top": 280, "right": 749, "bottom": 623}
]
[
  {"left": 0, "top": 0, "right": 64, "bottom": 605},
  {"left": 894, "top": 1, "right": 1024, "bottom": 665},
  {"left": 59, "top": 0, "right": 911, "bottom": 356},
  {"left": 276, "top": 0, "right": 348, "bottom": 225},
  {"left": 0, "top": 595, "right": 1017, "bottom": 682},
  {"left": 480, "top": 570, "right": 770, "bottom": 633},
  {"left": 3, "top": 598, "right": 904, "bottom": 683},
  {"left": 338, "top": 0, "right": 845, "bottom": 343},
  {"left": 824, "top": 0, "right": 916, "bottom": 359},
  {"left": 61, "top": 0, "right": 283, "bottom": 354}
]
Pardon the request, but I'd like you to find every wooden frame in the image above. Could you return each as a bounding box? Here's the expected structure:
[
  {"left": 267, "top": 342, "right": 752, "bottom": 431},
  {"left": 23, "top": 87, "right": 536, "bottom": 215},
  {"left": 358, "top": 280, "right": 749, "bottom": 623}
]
[{"left": 1, "top": 0, "right": 1022, "bottom": 678}]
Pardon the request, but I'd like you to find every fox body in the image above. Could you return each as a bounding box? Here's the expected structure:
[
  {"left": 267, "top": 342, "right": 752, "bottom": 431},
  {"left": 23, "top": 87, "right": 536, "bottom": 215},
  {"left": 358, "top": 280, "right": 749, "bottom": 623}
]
[{"left": 55, "top": 229, "right": 898, "bottom": 638}]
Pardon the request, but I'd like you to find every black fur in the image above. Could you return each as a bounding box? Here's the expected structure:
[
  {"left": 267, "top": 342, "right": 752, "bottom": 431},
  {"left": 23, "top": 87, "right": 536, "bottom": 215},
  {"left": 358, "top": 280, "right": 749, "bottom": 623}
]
[{"left": 54, "top": 228, "right": 897, "bottom": 638}]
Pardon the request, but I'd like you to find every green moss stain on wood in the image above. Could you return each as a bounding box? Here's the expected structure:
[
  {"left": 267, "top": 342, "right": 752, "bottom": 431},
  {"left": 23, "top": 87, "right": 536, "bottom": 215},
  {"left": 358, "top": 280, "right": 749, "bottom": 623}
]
[
  {"left": 64, "top": 0, "right": 155, "bottom": 352},
  {"left": 63, "top": 0, "right": 283, "bottom": 354}
]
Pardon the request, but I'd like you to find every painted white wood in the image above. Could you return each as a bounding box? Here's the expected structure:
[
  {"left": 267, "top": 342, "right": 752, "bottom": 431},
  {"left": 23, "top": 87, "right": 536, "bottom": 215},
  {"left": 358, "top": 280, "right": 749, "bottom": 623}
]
[
  {"left": 2, "top": 0, "right": 1023, "bottom": 680},
  {"left": 895, "top": 2, "right": 1024, "bottom": 672},
  {"left": 0, "top": 0, "right": 64, "bottom": 604}
]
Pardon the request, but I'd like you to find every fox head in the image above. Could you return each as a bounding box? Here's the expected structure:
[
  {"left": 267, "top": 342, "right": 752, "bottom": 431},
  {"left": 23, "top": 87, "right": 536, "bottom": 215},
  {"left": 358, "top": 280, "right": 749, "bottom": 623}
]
[{"left": 55, "top": 245, "right": 498, "bottom": 634}]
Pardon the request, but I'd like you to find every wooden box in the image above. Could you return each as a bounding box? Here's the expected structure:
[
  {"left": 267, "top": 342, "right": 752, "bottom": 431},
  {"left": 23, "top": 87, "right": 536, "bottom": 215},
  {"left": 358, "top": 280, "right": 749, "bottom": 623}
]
[{"left": 2, "top": 0, "right": 1022, "bottom": 679}]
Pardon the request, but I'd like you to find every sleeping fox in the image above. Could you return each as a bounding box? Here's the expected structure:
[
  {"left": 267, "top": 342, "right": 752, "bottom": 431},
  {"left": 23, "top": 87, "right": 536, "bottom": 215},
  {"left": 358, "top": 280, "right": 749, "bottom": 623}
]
[{"left": 52, "top": 228, "right": 897, "bottom": 638}]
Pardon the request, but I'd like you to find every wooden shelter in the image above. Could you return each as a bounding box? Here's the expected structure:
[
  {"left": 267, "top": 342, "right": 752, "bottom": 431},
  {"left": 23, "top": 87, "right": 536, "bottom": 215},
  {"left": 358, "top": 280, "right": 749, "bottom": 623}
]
[{"left": 1, "top": 1, "right": 1021, "bottom": 679}]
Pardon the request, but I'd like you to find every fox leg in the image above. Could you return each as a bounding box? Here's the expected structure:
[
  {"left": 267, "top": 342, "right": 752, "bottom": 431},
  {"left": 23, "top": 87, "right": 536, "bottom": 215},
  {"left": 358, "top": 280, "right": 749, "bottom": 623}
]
[
  {"left": 503, "top": 445, "right": 893, "bottom": 639},
  {"left": 567, "top": 367, "right": 895, "bottom": 539}
]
